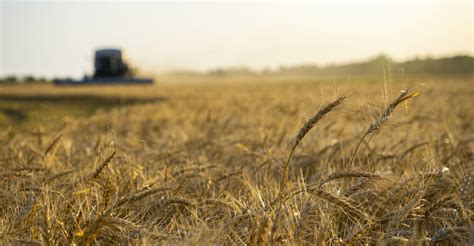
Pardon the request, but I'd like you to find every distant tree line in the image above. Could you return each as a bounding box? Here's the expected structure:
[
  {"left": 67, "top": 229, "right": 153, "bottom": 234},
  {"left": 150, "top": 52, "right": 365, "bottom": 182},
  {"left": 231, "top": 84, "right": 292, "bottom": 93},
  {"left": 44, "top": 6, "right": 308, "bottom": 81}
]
[
  {"left": 0, "top": 75, "right": 49, "bottom": 84},
  {"left": 2, "top": 55, "right": 472, "bottom": 83},
  {"left": 207, "top": 55, "right": 474, "bottom": 77}
]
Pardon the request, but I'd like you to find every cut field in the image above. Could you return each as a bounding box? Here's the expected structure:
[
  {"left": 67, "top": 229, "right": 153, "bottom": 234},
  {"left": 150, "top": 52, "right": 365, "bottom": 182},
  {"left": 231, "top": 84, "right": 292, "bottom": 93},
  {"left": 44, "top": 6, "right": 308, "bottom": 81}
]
[{"left": 0, "top": 76, "right": 473, "bottom": 244}]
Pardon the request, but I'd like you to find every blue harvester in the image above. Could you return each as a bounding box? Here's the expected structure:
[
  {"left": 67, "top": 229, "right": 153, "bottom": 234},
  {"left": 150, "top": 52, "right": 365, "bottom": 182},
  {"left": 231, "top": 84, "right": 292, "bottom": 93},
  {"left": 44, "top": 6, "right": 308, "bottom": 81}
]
[{"left": 54, "top": 48, "right": 153, "bottom": 85}]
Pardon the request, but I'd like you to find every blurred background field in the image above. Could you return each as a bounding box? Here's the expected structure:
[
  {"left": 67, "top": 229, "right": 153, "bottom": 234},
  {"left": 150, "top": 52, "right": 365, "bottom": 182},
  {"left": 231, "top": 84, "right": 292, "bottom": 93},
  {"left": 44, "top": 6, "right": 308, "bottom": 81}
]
[{"left": 0, "top": 63, "right": 472, "bottom": 127}]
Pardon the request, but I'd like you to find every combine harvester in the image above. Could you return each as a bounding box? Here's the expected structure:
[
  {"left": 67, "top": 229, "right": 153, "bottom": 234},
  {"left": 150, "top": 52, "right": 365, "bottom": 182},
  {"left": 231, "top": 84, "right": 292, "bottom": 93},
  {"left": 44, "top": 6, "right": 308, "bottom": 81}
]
[{"left": 54, "top": 48, "right": 153, "bottom": 85}]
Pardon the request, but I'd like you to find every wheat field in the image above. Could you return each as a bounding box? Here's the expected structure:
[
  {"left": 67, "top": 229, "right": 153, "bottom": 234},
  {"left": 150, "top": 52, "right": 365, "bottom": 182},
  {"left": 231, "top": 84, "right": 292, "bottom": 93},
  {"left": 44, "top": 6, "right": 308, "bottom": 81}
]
[{"left": 0, "top": 76, "right": 473, "bottom": 245}]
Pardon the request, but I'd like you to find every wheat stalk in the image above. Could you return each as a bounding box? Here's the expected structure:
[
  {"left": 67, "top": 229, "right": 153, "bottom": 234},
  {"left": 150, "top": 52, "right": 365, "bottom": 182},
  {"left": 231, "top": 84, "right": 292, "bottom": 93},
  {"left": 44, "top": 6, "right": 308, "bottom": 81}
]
[
  {"left": 44, "top": 134, "right": 63, "bottom": 156},
  {"left": 349, "top": 89, "right": 419, "bottom": 166},
  {"left": 279, "top": 96, "right": 345, "bottom": 196},
  {"left": 89, "top": 151, "right": 116, "bottom": 180},
  {"left": 271, "top": 96, "right": 345, "bottom": 245}
]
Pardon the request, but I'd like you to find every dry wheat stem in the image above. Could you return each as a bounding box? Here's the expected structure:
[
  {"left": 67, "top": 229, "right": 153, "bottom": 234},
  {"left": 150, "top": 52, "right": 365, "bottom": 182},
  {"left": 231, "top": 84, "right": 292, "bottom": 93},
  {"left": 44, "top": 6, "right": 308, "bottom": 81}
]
[
  {"left": 307, "top": 188, "right": 373, "bottom": 223},
  {"left": 318, "top": 170, "right": 381, "bottom": 188}
]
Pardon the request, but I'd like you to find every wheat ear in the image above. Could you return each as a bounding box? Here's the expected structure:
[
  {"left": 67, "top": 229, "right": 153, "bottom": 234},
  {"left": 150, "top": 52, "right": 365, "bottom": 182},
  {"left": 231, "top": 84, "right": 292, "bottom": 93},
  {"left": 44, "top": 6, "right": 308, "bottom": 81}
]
[
  {"left": 279, "top": 96, "right": 345, "bottom": 196},
  {"left": 349, "top": 89, "right": 419, "bottom": 166},
  {"left": 89, "top": 151, "right": 116, "bottom": 180}
]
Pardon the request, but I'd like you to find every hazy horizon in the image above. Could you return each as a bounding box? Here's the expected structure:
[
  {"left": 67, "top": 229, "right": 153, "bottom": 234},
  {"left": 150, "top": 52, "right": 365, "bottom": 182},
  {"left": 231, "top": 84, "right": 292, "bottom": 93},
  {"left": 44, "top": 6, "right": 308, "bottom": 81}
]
[{"left": 1, "top": 1, "right": 472, "bottom": 79}]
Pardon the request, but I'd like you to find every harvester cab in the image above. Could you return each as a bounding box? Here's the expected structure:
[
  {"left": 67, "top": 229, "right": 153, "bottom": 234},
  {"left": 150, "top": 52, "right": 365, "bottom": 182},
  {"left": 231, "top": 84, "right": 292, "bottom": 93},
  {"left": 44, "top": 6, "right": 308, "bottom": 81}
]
[{"left": 94, "top": 49, "right": 131, "bottom": 78}]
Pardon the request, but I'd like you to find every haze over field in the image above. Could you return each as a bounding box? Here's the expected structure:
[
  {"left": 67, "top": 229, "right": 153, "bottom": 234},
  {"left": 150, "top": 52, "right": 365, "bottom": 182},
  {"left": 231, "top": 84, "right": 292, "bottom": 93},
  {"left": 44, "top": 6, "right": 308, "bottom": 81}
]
[{"left": 1, "top": 0, "right": 472, "bottom": 78}]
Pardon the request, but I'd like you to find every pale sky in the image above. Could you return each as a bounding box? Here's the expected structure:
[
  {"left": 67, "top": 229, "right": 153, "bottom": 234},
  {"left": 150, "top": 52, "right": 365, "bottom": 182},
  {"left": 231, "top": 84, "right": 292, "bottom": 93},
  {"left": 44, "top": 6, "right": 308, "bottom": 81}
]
[{"left": 1, "top": 0, "right": 473, "bottom": 78}]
